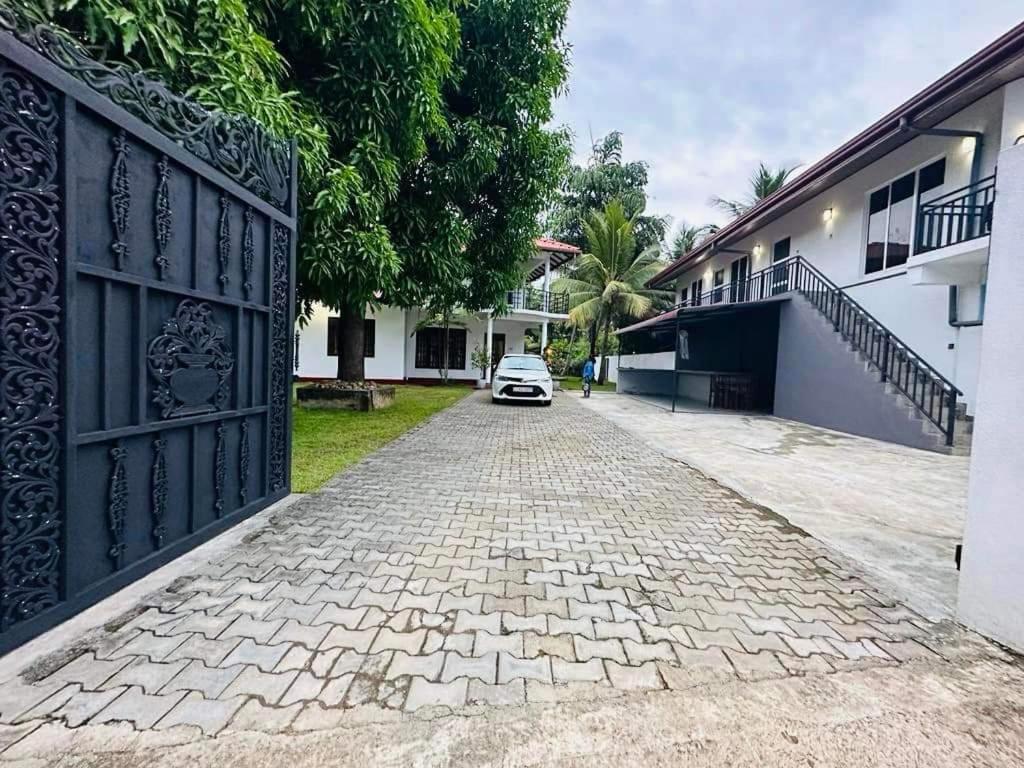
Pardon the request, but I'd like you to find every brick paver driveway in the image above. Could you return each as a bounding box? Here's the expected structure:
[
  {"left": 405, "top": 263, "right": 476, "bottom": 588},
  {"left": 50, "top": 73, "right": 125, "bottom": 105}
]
[{"left": 0, "top": 392, "right": 975, "bottom": 752}]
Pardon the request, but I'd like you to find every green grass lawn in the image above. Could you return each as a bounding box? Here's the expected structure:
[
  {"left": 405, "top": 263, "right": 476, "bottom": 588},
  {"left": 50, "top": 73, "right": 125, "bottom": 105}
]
[
  {"left": 291, "top": 384, "right": 471, "bottom": 492},
  {"left": 558, "top": 375, "right": 616, "bottom": 392}
]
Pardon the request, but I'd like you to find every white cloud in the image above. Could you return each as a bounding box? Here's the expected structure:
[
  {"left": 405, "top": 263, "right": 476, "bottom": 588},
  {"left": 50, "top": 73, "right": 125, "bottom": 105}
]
[{"left": 551, "top": 1, "right": 1024, "bottom": 238}]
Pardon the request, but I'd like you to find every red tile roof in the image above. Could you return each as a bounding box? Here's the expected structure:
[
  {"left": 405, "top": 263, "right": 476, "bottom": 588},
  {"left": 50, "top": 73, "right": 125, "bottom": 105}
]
[{"left": 534, "top": 237, "right": 581, "bottom": 254}]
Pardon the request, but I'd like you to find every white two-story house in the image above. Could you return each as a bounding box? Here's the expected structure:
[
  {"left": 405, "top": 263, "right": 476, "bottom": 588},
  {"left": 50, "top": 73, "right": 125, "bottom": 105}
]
[
  {"left": 294, "top": 238, "right": 579, "bottom": 383},
  {"left": 614, "top": 22, "right": 1024, "bottom": 453}
]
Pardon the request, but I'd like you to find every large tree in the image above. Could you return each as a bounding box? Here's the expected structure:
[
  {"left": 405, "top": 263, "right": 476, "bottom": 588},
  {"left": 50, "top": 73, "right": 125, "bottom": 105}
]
[
  {"left": 384, "top": 0, "right": 572, "bottom": 363},
  {"left": 547, "top": 131, "right": 667, "bottom": 253},
  {"left": 22, "top": 0, "right": 570, "bottom": 382},
  {"left": 554, "top": 200, "right": 673, "bottom": 381}
]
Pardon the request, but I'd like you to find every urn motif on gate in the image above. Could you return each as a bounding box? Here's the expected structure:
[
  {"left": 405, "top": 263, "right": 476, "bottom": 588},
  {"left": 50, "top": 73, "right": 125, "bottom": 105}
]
[{"left": 148, "top": 300, "right": 234, "bottom": 418}]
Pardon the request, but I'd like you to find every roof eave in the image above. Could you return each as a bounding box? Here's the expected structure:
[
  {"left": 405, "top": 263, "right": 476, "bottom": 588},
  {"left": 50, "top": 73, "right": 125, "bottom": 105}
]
[{"left": 647, "top": 20, "right": 1024, "bottom": 289}]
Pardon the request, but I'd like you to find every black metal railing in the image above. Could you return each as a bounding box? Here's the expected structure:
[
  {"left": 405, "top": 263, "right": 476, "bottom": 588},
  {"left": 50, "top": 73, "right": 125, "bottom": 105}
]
[
  {"left": 673, "top": 256, "right": 962, "bottom": 445},
  {"left": 916, "top": 174, "right": 996, "bottom": 254},
  {"left": 507, "top": 287, "right": 569, "bottom": 314}
]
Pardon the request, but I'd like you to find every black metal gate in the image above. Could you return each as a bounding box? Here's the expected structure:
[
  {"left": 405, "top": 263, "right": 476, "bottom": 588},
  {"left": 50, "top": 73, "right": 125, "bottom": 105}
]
[{"left": 0, "top": 14, "right": 296, "bottom": 653}]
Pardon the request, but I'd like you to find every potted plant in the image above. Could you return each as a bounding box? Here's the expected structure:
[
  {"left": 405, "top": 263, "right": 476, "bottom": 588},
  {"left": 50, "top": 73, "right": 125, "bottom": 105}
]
[{"left": 471, "top": 344, "right": 490, "bottom": 389}]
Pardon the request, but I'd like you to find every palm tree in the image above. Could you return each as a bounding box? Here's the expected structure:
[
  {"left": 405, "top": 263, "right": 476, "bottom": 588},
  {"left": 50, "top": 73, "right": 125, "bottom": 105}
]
[
  {"left": 554, "top": 200, "right": 674, "bottom": 383},
  {"left": 710, "top": 162, "right": 800, "bottom": 218},
  {"left": 671, "top": 222, "right": 717, "bottom": 260}
]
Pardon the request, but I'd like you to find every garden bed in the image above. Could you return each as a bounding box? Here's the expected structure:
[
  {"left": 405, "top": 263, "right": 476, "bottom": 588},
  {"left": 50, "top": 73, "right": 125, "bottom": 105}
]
[{"left": 296, "top": 381, "right": 396, "bottom": 411}]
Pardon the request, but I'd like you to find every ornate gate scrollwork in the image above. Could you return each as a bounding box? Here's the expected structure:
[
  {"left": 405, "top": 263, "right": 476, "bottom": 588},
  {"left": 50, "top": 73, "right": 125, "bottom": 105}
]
[{"left": 147, "top": 300, "right": 234, "bottom": 419}]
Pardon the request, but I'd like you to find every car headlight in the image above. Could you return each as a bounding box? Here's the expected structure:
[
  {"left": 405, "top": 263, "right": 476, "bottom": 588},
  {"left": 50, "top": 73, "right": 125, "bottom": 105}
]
[{"left": 496, "top": 375, "right": 511, "bottom": 382}]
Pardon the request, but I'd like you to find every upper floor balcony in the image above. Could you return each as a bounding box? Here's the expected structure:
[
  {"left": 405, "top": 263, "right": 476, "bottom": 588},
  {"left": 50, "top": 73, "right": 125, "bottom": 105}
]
[
  {"left": 909, "top": 174, "right": 995, "bottom": 286},
  {"left": 506, "top": 286, "right": 569, "bottom": 316}
]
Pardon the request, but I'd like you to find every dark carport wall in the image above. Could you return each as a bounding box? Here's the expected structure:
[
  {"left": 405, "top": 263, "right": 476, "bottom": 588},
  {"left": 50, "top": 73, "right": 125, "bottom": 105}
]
[
  {"left": 616, "top": 301, "right": 782, "bottom": 412},
  {"left": 774, "top": 296, "right": 942, "bottom": 451},
  {"left": 0, "top": 13, "right": 297, "bottom": 654}
]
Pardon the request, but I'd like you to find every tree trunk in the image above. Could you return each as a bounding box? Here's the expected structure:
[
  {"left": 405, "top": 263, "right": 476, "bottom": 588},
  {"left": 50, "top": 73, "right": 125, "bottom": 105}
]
[
  {"left": 440, "top": 312, "right": 450, "bottom": 384},
  {"left": 597, "top": 314, "right": 613, "bottom": 384},
  {"left": 335, "top": 306, "right": 365, "bottom": 382},
  {"left": 588, "top": 322, "right": 598, "bottom": 357},
  {"left": 562, "top": 325, "right": 577, "bottom": 375}
]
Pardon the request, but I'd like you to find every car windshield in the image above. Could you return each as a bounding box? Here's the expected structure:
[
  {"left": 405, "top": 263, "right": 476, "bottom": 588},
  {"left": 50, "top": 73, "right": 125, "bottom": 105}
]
[{"left": 500, "top": 357, "right": 547, "bottom": 372}]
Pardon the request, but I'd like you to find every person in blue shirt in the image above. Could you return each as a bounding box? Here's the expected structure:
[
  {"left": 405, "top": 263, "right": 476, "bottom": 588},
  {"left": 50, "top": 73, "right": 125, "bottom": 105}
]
[{"left": 581, "top": 356, "right": 596, "bottom": 397}]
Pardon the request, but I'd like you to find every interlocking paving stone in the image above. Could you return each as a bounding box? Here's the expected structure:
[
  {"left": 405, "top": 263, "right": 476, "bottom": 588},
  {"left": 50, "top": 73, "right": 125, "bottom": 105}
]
[
  {"left": 439, "top": 652, "right": 497, "bottom": 684},
  {"left": 92, "top": 687, "right": 187, "bottom": 729},
  {"left": 24, "top": 685, "right": 125, "bottom": 727},
  {"left": 221, "top": 667, "right": 298, "bottom": 704},
  {"left": 319, "top": 626, "right": 379, "bottom": 653},
  {"left": 0, "top": 395, "right": 959, "bottom": 730},
  {"left": 404, "top": 679, "right": 468, "bottom": 712},
  {"left": 42, "top": 653, "right": 132, "bottom": 690},
  {"left": 225, "top": 699, "right": 301, "bottom": 733},
  {"left": 161, "top": 661, "right": 243, "bottom": 698},
  {"left": 551, "top": 658, "right": 606, "bottom": 683},
  {"left": 388, "top": 651, "right": 446, "bottom": 681},
  {"left": 156, "top": 692, "right": 245, "bottom": 735},
  {"left": 100, "top": 658, "right": 189, "bottom": 695},
  {"left": 606, "top": 661, "right": 664, "bottom": 690},
  {"left": 220, "top": 639, "right": 292, "bottom": 672},
  {"left": 497, "top": 653, "right": 552, "bottom": 684},
  {"left": 573, "top": 637, "right": 627, "bottom": 664},
  {"left": 279, "top": 672, "right": 325, "bottom": 706},
  {"left": 466, "top": 680, "right": 525, "bottom": 707}
]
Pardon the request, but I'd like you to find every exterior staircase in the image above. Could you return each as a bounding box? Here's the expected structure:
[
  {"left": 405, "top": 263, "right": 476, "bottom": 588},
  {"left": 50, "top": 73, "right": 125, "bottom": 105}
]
[{"left": 677, "top": 255, "right": 967, "bottom": 453}]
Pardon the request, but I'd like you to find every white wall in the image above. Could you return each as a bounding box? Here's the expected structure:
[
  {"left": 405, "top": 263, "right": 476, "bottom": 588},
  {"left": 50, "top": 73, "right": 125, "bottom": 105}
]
[
  {"left": 671, "top": 87, "right": 1009, "bottom": 412},
  {"left": 403, "top": 310, "right": 528, "bottom": 381},
  {"left": 297, "top": 304, "right": 533, "bottom": 381},
  {"left": 296, "top": 304, "right": 407, "bottom": 380},
  {"left": 956, "top": 142, "right": 1024, "bottom": 652}
]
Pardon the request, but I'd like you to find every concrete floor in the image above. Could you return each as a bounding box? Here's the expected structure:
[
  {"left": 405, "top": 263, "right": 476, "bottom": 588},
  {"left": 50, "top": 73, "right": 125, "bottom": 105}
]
[{"left": 579, "top": 393, "right": 969, "bottom": 620}]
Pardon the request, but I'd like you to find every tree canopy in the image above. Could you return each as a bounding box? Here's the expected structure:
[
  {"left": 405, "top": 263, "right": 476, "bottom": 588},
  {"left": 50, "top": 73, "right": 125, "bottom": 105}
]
[
  {"left": 547, "top": 131, "right": 667, "bottom": 253},
  {"left": 21, "top": 0, "right": 571, "bottom": 379},
  {"left": 710, "top": 161, "right": 800, "bottom": 218},
  {"left": 553, "top": 200, "right": 672, "bottom": 374}
]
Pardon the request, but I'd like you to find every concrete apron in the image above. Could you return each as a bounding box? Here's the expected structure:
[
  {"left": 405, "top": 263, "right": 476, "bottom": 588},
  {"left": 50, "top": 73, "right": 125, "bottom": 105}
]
[
  {"left": 578, "top": 393, "right": 969, "bottom": 621},
  {"left": 2, "top": 648, "right": 1021, "bottom": 767}
]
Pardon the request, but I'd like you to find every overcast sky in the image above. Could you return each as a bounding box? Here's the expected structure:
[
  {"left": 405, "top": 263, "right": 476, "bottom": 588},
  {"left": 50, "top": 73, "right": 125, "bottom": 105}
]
[{"left": 551, "top": 1, "right": 1023, "bottom": 238}]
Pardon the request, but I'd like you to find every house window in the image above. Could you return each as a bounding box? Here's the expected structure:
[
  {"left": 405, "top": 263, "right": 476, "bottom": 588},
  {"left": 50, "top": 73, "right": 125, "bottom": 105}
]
[
  {"left": 865, "top": 157, "right": 945, "bottom": 274},
  {"left": 326, "top": 317, "right": 376, "bottom": 358},
  {"left": 415, "top": 328, "right": 467, "bottom": 370},
  {"left": 690, "top": 278, "right": 703, "bottom": 306},
  {"left": 712, "top": 269, "right": 725, "bottom": 303},
  {"left": 678, "top": 285, "right": 688, "bottom": 306}
]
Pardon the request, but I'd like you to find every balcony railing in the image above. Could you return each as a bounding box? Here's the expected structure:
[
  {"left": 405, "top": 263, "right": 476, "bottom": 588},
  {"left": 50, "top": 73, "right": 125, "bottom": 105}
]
[
  {"left": 672, "top": 256, "right": 962, "bottom": 445},
  {"left": 915, "top": 174, "right": 996, "bottom": 254},
  {"left": 507, "top": 287, "right": 569, "bottom": 314}
]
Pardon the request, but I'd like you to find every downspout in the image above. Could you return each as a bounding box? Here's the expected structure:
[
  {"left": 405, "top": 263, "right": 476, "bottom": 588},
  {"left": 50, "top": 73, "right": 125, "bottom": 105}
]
[
  {"left": 671, "top": 310, "right": 681, "bottom": 414},
  {"left": 898, "top": 117, "right": 986, "bottom": 327}
]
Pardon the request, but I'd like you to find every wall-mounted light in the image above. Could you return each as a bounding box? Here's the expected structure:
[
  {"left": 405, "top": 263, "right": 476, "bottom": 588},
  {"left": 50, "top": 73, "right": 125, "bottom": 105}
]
[
  {"left": 822, "top": 207, "right": 833, "bottom": 223},
  {"left": 753, "top": 243, "right": 763, "bottom": 258},
  {"left": 961, "top": 136, "right": 977, "bottom": 154}
]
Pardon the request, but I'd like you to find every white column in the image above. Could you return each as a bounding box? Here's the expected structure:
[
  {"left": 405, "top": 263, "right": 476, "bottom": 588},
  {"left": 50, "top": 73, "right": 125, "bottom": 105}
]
[
  {"left": 543, "top": 253, "right": 552, "bottom": 313},
  {"left": 485, "top": 313, "right": 494, "bottom": 383},
  {"left": 541, "top": 320, "right": 548, "bottom": 353},
  {"left": 956, "top": 142, "right": 1024, "bottom": 653}
]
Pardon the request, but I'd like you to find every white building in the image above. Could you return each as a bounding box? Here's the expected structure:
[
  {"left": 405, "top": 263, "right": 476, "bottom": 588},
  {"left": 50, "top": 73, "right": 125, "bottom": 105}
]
[
  {"left": 615, "top": 22, "right": 1024, "bottom": 454},
  {"left": 294, "top": 238, "right": 580, "bottom": 383}
]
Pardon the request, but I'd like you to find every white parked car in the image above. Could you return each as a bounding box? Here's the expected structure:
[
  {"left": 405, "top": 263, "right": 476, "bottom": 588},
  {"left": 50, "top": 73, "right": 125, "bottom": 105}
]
[{"left": 492, "top": 354, "right": 553, "bottom": 406}]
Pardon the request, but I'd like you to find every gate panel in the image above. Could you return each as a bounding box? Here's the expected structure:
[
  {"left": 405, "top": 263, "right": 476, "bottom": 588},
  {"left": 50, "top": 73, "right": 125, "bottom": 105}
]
[{"left": 0, "top": 16, "right": 296, "bottom": 653}]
